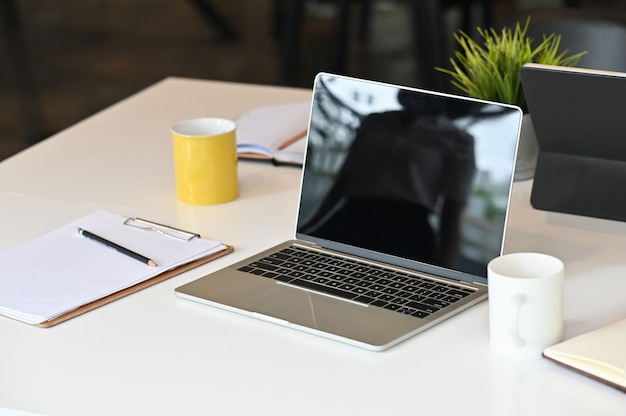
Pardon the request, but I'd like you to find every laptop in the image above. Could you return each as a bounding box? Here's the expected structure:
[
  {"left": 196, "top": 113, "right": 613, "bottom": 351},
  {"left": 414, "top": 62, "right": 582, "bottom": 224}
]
[
  {"left": 520, "top": 63, "right": 626, "bottom": 222},
  {"left": 176, "top": 73, "right": 522, "bottom": 351}
]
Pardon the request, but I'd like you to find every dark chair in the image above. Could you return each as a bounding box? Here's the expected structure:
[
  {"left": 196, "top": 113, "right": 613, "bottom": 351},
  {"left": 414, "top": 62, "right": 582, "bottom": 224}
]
[
  {"left": 409, "top": 0, "right": 497, "bottom": 91},
  {"left": 274, "top": 0, "right": 370, "bottom": 85},
  {"left": 186, "top": 0, "right": 238, "bottom": 41},
  {"left": 506, "top": 7, "right": 626, "bottom": 72},
  {"left": 276, "top": 0, "right": 497, "bottom": 89}
]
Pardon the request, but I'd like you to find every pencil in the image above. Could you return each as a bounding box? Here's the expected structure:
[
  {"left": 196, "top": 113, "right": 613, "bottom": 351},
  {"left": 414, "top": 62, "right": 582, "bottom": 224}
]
[
  {"left": 278, "top": 129, "right": 308, "bottom": 150},
  {"left": 77, "top": 227, "right": 158, "bottom": 267}
]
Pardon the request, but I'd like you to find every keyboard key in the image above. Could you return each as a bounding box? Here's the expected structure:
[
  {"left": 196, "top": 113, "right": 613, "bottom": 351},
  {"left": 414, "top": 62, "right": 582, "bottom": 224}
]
[
  {"left": 398, "top": 306, "right": 418, "bottom": 315},
  {"left": 442, "top": 295, "right": 461, "bottom": 303},
  {"left": 379, "top": 294, "right": 397, "bottom": 302},
  {"left": 447, "top": 289, "right": 472, "bottom": 298},
  {"left": 352, "top": 295, "right": 373, "bottom": 303},
  {"left": 274, "top": 274, "right": 294, "bottom": 283},
  {"left": 409, "top": 294, "right": 428, "bottom": 302},
  {"left": 313, "top": 277, "right": 330, "bottom": 285},
  {"left": 286, "top": 279, "right": 358, "bottom": 300},
  {"left": 338, "top": 283, "right": 356, "bottom": 292},
  {"left": 350, "top": 271, "right": 368, "bottom": 279},
  {"left": 406, "top": 301, "right": 438, "bottom": 314},
  {"left": 269, "top": 252, "right": 291, "bottom": 260},
  {"left": 422, "top": 298, "right": 450, "bottom": 309},
  {"left": 250, "top": 261, "right": 278, "bottom": 271},
  {"left": 258, "top": 259, "right": 283, "bottom": 268}
]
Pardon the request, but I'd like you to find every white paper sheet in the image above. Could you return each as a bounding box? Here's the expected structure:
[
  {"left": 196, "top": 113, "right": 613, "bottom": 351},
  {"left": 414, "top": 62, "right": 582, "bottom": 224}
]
[{"left": 0, "top": 210, "right": 226, "bottom": 324}]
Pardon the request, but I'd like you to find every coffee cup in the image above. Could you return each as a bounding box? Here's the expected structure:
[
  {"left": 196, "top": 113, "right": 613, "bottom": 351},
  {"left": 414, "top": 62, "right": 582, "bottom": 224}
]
[
  {"left": 488, "top": 252, "right": 564, "bottom": 359},
  {"left": 172, "top": 117, "right": 238, "bottom": 205}
]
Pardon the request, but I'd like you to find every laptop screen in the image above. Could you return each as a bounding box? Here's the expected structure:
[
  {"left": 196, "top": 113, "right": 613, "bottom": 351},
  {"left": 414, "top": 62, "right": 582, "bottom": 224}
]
[{"left": 296, "top": 73, "right": 521, "bottom": 280}]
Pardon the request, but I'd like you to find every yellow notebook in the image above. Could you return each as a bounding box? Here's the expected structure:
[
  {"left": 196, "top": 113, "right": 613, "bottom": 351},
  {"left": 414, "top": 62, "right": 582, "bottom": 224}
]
[{"left": 543, "top": 318, "right": 626, "bottom": 393}]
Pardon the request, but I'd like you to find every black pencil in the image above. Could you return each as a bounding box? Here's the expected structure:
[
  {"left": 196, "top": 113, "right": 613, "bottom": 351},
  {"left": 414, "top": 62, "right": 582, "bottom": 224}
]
[{"left": 77, "top": 227, "right": 158, "bottom": 267}]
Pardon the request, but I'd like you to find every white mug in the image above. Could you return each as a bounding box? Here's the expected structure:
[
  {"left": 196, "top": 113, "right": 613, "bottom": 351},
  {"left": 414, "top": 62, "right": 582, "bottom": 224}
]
[{"left": 488, "top": 252, "right": 564, "bottom": 359}]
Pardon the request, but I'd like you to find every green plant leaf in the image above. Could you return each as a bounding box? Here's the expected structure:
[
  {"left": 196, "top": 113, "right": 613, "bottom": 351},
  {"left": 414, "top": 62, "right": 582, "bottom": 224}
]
[{"left": 435, "top": 17, "right": 587, "bottom": 112}]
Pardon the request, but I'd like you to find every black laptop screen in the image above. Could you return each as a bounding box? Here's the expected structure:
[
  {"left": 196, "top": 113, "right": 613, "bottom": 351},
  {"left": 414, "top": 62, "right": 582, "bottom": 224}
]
[{"left": 296, "top": 74, "right": 521, "bottom": 278}]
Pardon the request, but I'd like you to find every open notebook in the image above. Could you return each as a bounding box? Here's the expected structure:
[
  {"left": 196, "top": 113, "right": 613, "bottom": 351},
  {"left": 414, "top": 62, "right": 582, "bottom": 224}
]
[
  {"left": 236, "top": 101, "right": 310, "bottom": 166},
  {"left": 544, "top": 318, "right": 626, "bottom": 393},
  {"left": 176, "top": 73, "right": 522, "bottom": 351}
]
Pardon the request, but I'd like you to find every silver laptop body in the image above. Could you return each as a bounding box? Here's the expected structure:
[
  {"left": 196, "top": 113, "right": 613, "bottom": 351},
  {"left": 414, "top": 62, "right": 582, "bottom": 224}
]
[{"left": 176, "top": 73, "right": 522, "bottom": 351}]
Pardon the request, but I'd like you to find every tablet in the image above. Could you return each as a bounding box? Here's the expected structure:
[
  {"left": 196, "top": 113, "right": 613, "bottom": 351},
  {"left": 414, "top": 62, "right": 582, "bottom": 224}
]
[{"left": 521, "top": 63, "right": 626, "bottom": 222}]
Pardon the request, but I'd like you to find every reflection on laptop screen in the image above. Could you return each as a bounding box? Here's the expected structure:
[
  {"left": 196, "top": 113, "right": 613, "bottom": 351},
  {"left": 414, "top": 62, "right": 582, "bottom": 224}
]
[{"left": 296, "top": 74, "right": 520, "bottom": 278}]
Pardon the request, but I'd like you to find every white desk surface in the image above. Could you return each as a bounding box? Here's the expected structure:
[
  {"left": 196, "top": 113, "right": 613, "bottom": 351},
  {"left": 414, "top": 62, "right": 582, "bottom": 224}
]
[{"left": 0, "top": 78, "right": 624, "bottom": 416}]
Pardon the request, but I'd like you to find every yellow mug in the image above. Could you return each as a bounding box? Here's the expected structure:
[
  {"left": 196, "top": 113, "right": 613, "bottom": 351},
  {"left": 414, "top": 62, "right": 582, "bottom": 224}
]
[{"left": 172, "top": 118, "right": 238, "bottom": 205}]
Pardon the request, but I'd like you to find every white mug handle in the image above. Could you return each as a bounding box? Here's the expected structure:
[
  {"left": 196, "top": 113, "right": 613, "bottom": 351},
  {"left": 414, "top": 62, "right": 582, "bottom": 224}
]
[{"left": 508, "top": 294, "right": 526, "bottom": 347}]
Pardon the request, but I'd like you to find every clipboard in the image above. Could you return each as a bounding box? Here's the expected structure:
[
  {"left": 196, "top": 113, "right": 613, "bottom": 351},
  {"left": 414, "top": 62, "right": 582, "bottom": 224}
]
[
  {"left": 36, "top": 244, "right": 233, "bottom": 328},
  {"left": 0, "top": 211, "right": 234, "bottom": 328}
]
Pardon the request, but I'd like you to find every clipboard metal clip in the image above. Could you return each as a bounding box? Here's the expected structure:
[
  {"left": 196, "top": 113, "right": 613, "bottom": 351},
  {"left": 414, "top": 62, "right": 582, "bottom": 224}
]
[{"left": 123, "top": 217, "right": 200, "bottom": 242}]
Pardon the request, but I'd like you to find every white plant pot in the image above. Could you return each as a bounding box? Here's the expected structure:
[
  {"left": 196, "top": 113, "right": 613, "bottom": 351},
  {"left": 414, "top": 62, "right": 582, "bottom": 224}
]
[{"left": 514, "top": 113, "right": 539, "bottom": 181}]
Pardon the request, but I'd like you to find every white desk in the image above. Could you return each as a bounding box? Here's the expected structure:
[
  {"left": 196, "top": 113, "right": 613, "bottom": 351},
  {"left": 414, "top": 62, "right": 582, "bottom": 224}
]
[{"left": 0, "top": 78, "right": 624, "bottom": 415}]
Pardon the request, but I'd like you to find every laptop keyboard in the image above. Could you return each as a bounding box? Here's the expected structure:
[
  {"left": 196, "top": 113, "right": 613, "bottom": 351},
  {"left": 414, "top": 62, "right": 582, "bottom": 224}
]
[{"left": 237, "top": 245, "right": 475, "bottom": 318}]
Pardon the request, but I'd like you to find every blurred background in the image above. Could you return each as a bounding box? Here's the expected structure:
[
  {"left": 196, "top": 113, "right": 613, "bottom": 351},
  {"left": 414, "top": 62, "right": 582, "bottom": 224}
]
[{"left": 1, "top": 0, "right": 624, "bottom": 160}]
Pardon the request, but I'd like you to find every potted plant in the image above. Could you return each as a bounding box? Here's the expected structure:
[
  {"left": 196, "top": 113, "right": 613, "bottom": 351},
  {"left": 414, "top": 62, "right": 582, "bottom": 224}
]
[{"left": 436, "top": 19, "right": 586, "bottom": 180}]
